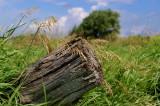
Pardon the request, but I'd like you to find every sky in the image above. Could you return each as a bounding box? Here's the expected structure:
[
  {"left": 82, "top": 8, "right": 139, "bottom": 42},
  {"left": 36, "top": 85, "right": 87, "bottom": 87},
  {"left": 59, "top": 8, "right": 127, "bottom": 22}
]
[{"left": 0, "top": 0, "right": 160, "bottom": 37}]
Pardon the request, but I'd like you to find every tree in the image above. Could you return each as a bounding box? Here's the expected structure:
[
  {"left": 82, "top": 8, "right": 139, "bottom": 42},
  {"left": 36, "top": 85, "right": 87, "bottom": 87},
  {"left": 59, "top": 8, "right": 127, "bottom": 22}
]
[
  {"left": 76, "top": 9, "right": 120, "bottom": 39},
  {"left": 69, "top": 25, "right": 78, "bottom": 35}
]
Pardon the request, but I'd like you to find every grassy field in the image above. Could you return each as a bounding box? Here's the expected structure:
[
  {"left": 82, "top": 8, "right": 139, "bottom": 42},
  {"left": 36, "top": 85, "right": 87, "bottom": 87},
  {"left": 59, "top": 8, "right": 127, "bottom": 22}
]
[
  {"left": 0, "top": 34, "right": 160, "bottom": 106},
  {"left": 0, "top": 6, "right": 160, "bottom": 106}
]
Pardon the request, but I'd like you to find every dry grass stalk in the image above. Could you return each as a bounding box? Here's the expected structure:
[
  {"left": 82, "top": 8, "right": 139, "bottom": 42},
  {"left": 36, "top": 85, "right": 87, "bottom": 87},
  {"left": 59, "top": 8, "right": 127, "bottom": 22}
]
[
  {"left": 90, "top": 39, "right": 109, "bottom": 45},
  {"left": 103, "top": 80, "right": 113, "bottom": 96},
  {"left": 105, "top": 51, "right": 123, "bottom": 63},
  {"left": 70, "top": 47, "right": 87, "bottom": 61},
  {"left": 32, "top": 16, "right": 57, "bottom": 54},
  {"left": 38, "top": 34, "right": 52, "bottom": 54},
  {"left": 115, "top": 80, "right": 130, "bottom": 94},
  {"left": 24, "top": 6, "right": 40, "bottom": 16}
]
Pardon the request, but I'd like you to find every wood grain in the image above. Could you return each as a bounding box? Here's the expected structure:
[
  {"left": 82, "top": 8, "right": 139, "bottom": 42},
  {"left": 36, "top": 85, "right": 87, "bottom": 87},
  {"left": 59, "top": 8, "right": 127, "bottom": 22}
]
[{"left": 19, "top": 38, "right": 104, "bottom": 106}]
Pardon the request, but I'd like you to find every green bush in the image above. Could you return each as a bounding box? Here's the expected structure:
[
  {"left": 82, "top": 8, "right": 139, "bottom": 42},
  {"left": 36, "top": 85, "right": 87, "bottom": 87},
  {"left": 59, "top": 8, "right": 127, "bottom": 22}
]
[{"left": 72, "top": 9, "right": 120, "bottom": 39}]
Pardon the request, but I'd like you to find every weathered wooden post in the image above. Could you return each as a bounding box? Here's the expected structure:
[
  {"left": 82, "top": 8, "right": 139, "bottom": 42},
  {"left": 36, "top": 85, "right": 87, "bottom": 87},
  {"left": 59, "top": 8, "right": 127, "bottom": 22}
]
[{"left": 19, "top": 38, "right": 104, "bottom": 105}]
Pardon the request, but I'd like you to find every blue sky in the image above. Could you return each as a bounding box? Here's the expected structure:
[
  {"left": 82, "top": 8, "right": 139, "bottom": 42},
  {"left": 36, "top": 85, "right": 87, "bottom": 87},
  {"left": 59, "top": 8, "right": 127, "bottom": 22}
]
[{"left": 0, "top": 0, "right": 160, "bottom": 37}]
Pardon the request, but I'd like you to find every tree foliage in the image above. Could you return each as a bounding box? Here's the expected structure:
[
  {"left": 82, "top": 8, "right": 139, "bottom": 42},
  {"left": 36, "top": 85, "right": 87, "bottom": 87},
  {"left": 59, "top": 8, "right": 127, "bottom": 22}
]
[
  {"left": 69, "top": 25, "right": 78, "bottom": 35},
  {"left": 72, "top": 9, "right": 120, "bottom": 39}
]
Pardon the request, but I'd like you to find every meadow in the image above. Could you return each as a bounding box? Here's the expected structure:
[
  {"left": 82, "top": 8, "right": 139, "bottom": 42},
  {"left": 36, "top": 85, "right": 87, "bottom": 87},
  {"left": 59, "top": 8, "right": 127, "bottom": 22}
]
[
  {"left": 0, "top": 7, "right": 160, "bottom": 106},
  {"left": 0, "top": 34, "right": 159, "bottom": 106}
]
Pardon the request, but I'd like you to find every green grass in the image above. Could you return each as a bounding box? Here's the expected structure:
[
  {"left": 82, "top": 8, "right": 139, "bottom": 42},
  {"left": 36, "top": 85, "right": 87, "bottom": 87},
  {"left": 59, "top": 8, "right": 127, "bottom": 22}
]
[
  {"left": 0, "top": 35, "right": 159, "bottom": 106},
  {"left": 76, "top": 36, "right": 160, "bottom": 106},
  {"left": 0, "top": 8, "right": 159, "bottom": 105}
]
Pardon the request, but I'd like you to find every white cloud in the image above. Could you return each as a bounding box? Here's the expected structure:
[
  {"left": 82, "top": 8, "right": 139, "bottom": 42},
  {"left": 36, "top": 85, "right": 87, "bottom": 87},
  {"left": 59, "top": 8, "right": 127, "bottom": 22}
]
[
  {"left": 28, "top": 7, "right": 88, "bottom": 37},
  {"left": 89, "top": 0, "right": 134, "bottom": 10},
  {"left": 89, "top": 0, "right": 108, "bottom": 10},
  {"left": 91, "top": 1, "right": 108, "bottom": 10},
  {"left": 130, "top": 25, "right": 146, "bottom": 35},
  {"left": 68, "top": 7, "right": 89, "bottom": 21},
  {"left": 119, "top": 25, "right": 145, "bottom": 37},
  {"left": 155, "top": 30, "right": 160, "bottom": 35},
  {"left": 120, "top": 28, "right": 129, "bottom": 37},
  {"left": 29, "top": 24, "right": 38, "bottom": 31},
  {"left": 130, "top": 24, "right": 159, "bottom": 36},
  {"left": 51, "top": 7, "right": 89, "bottom": 36},
  {"left": 58, "top": 16, "right": 68, "bottom": 27},
  {"left": 118, "top": 10, "right": 141, "bottom": 37}
]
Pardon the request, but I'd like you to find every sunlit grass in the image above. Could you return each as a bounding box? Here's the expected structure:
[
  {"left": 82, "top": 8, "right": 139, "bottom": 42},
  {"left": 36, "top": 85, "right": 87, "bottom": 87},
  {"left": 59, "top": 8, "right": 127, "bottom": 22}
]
[
  {"left": 1, "top": 34, "right": 159, "bottom": 105},
  {"left": 0, "top": 7, "right": 58, "bottom": 106},
  {"left": 0, "top": 7, "right": 160, "bottom": 106},
  {"left": 76, "top": 36, "right": 160, "bottom": 106}
]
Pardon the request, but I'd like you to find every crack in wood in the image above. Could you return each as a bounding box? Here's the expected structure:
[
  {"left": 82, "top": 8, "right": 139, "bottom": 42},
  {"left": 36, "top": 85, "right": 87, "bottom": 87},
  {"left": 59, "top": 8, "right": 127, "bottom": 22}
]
[{"left": 19, "top": 38, "right": 104, "bottom": 105}]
